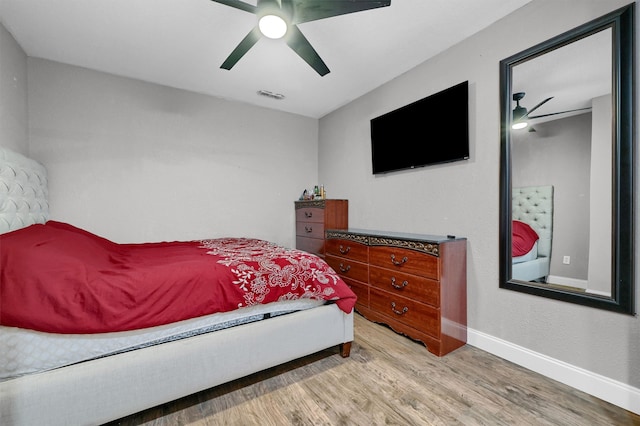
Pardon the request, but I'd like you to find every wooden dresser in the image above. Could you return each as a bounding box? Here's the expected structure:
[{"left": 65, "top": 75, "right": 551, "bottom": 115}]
[
  {"left": 294, "top": 199, "right": 348, "bottom": 257},
  {"left": 325, "top": 228, "right": 467, "bottom": 356}
]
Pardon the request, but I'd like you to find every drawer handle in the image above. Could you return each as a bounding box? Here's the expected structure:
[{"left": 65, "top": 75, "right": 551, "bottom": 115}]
[
  {"left": 305, "top": 226, "right": 313, "bottom": 233},
  {"left": 305, "top": 211, "right": 313, "bottom": 218},
  {"left": 391, "top": 277, "right": 408, "bottom": 289},
  {"left": 339, "top": 245, "right": 351, "bottom": 255},
  {"left": 339, "top": 263, "right": 351, "bottom": 273},
  {"left": 390, "top": 254, "right": 408, "bottom": 266},
  {"left": 390, "top": 302, "right": 408, "bottom": 316}
]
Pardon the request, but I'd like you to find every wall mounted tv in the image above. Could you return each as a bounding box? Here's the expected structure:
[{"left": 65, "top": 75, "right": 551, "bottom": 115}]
[{"left": 370, "top": 80, "right": 469, "bottom": 174}]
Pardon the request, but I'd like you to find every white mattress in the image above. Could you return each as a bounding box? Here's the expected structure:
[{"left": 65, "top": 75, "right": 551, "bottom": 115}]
[{"left": 0, "top": 299, "right": 323, "bottom": 381}]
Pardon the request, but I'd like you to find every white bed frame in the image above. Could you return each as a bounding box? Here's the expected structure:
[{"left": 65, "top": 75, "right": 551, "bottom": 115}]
[
  {"left": 511, "top": 185, "right": 554, "bottom": 282},
  {"left": 0, "top": 147, "right": 354, "bottom": 426}
]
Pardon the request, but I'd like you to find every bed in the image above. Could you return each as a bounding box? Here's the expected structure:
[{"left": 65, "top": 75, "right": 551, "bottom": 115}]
[
  {"left": 0, "top": 147, "right": 356, "bottom": 426},
  {"left": 511, "top": 185, "right": 554, "bottom": 282}
]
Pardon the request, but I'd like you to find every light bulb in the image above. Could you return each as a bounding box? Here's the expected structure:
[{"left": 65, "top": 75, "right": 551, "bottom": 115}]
[
  {"left": 512, "top": 121, "right": 528, "bottom": 130},
  {"left": 259, "top": 15, "right": 287, "bottom": 39}
]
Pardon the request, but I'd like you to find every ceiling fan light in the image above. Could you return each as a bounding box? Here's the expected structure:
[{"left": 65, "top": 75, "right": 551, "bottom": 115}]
[
  {"left": 512, "top": 121, "right": 528, "bottom": 130},
  {"left": 259, "top": 15, "right": 287, "bottom": 39}
]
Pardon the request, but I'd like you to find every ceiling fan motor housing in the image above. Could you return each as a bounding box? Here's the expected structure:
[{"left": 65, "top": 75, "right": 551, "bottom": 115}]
[{"left": 211, "top": 0, "right": 392, "bottom": 76}]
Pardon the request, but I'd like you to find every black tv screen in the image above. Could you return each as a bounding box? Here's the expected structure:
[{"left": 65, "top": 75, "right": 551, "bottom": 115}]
[{"left": 370, "top": 81, "right": 469, "bottom": 174}]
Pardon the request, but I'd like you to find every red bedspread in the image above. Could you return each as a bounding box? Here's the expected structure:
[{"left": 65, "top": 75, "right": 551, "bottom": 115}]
[{"left": 0, "top": 221, "right": 356, "bottom": 334}]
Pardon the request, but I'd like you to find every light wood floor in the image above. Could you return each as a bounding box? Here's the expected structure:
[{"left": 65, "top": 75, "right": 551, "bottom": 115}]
[{"left": 108, "top": 314, "right": 640, "bottom": 425}]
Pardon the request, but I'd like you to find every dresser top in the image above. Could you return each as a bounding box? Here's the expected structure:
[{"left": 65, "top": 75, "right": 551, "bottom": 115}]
[
  {"left": 294, "top": 199, "right": 348, "bottom": 208},
  {"left": 294, "top": 199, "right": 348, "bottom": 203},
  {"left": 326, "top": 228, "right": 466, "bottom": 244}
]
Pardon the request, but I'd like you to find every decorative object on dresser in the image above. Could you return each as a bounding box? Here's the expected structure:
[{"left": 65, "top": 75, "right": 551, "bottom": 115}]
[
  {"left": 294, "top": 199, "right": 348, "bottom": 257},
  {"left": 325, "top": 229, "right": 467, "bottom": 356}
]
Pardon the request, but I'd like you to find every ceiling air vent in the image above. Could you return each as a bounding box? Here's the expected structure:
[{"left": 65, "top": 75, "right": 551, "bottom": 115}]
[{"left": 257, "top": 90, "right": 285, "bottom": 100}]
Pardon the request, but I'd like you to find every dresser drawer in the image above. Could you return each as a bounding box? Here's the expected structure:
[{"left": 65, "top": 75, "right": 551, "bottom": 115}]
[
  {"left": 296, "top": 236, "right": 325, "bottom": 256},
  {"left": 295, "top": 207, "right": 325, "bottom": 223},
  {"left": 369, "top": 288, "right": 440, "bottom": 338},
  {"left": 325, "top": 238, "right": 368, "bottom": 262},
  {"left": 369, "top": 246, "right": 439, "bottom": 280},
  {"left": 325, "top": 255, "right": 369, "bottom": 283},
  {"left": 341, "top": 276, "right": 369, "bottom": 308},
  {"left": 369, "top": 265, "right": 440, "bottom": 308},
  {"left": 295, "top": 221, "right": 325, "bottom": 239}
]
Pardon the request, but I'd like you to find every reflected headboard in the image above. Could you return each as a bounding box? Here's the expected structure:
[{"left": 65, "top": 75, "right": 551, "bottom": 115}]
[
  {"left": 0, "top": 148, "right": 49, "bottom": 234},
  {"left": 512, "top": 185, "right": 553, "bottom": 258}
]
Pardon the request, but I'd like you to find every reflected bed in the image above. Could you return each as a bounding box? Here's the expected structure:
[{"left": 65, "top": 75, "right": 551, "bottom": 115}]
[{"left": 511, "top": 185, "right": 554, "bottom": 282}]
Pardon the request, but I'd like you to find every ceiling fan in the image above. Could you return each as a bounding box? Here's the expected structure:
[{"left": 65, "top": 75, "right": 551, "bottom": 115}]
[
  {"left": 512, "top": 92, "right": 592, "bottom": 130},
  {"left": 210, "top": 0, "right": 392, "bottom": 76}
]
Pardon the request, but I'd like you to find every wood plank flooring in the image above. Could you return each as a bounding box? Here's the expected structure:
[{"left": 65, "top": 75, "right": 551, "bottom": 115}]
[{"left": 107, "top": 314, "right": 640, "bottom": 425}]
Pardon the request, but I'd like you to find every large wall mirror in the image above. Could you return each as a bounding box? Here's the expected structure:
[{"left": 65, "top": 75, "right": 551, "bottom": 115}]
[{"left": 499, "top": 4, "right": 635, "bottom": 314}]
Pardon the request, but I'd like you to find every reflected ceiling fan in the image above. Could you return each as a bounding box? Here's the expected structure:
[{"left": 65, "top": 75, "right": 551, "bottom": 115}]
[
  {"left": 512, "top": 91, "right": 592, "bottom": 130},
  {"left": 210, "top": 0, "right": 391, "bottom": 76}
]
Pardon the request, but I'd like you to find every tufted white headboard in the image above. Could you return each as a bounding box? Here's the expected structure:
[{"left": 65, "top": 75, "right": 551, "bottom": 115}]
[
  {"left": 0, "top": 148, "right": 49, "bottom": 234},
  {"left": 512, "top": 185, "right": 553, "bottom": 258}
]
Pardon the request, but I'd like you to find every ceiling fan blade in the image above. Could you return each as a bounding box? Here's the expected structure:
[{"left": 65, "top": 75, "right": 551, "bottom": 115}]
[
  {"left": 525, "top": 96, "right": 553, "bottom": 116},
  {"left": 257, "top": 0, "right": 281, "bottom": 7},
  {"left": 280, "top": 0, "right": 295, "bottom": 17},
  {"left": 286, "top": 25, "right": 330, "bottom": 76},
  {"left": 221, "top": 27, "right": 262, "bottom": 70},
  {"left": 291, "top": 0, "right": 391, "bottom": 24},
  {"left": 529, "top": 107, "right": 593, "bottom": 119},
  {"left": 210, "top": 0, "right": 257, "bottom": 14}
]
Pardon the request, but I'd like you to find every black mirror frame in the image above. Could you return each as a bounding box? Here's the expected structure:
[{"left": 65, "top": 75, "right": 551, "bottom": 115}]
[{"left": 499, "top": 4, "right": 635, "bottom": 315}]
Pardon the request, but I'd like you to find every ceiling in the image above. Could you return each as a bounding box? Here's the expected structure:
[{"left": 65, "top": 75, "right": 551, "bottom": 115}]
[
  {"left": 512, "top": 28, "right": 612, "bottom": 125},
  {"left": 0, "top": 0, "right": 532, "bottom": 118}
]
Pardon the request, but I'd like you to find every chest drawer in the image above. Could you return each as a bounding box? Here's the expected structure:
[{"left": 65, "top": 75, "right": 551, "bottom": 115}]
[
  {"left": 296, "top": 236, "right": 325, "bottom": 256},
  {"left": 295, "top": 207, "right": 325, "bottom": 223},
  {"left": 325, "top": 255, "right": 369, "bottom": 283},
  {"left": 325, "top": 239, "right": 368, "bottom": 262},
  {"left": 369, "top": 265, "right": 440, "bottom": 308},
  {"left": 369, "top": 288, "right": 440, "bottom": 338},
  {"left": 295, "top": 221, "right": 325, "bottom": 239},
  {"left": 369, "top": 246, "right": 439, "bottom": 280}
]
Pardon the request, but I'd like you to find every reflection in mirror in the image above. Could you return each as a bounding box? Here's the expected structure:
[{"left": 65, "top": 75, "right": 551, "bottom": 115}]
[
  {"left": 510, "top": 28, "right": 612, "bottom": 297},
  {"left": 499, "top": 4, "right": 635, "bottom": 314}
]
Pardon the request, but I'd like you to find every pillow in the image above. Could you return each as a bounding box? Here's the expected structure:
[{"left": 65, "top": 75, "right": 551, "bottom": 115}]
[
  {"left": 45, "top": 220, "right": 118, "bottom": 250},
  {"left": 512, "top": 220, "right": 539, "bottom": 257}
]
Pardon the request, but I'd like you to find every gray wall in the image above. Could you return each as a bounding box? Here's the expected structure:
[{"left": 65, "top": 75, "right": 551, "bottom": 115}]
[
  {"left": 318, "top": 0, "right": 639, "bottom": 392},
  {"left": 26, "top": 58, "right": 319, "bottom": 246},
  {"left": 0, "top": 21, "right": 28, "bottom": 154}
]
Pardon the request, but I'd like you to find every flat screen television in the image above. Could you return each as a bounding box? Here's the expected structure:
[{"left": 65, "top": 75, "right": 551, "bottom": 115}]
[{"left": 370, "top": 80, "right": 469, "bottom": 174}]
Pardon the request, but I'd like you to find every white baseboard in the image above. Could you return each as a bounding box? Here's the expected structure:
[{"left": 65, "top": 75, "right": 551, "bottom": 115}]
[
  {"left": 586, "top": 288, "right": 611, "bottom": 297},
  {"left": 467, "top": 327, "right": 640, "bottom": 416},
  {"left": 547, "top": 275, "right": 587, "bottom": 289}
]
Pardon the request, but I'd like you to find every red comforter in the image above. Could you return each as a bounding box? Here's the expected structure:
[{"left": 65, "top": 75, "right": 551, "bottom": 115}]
[{"left": 0, "top": 221, "right": 356, "bottom": 334}]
